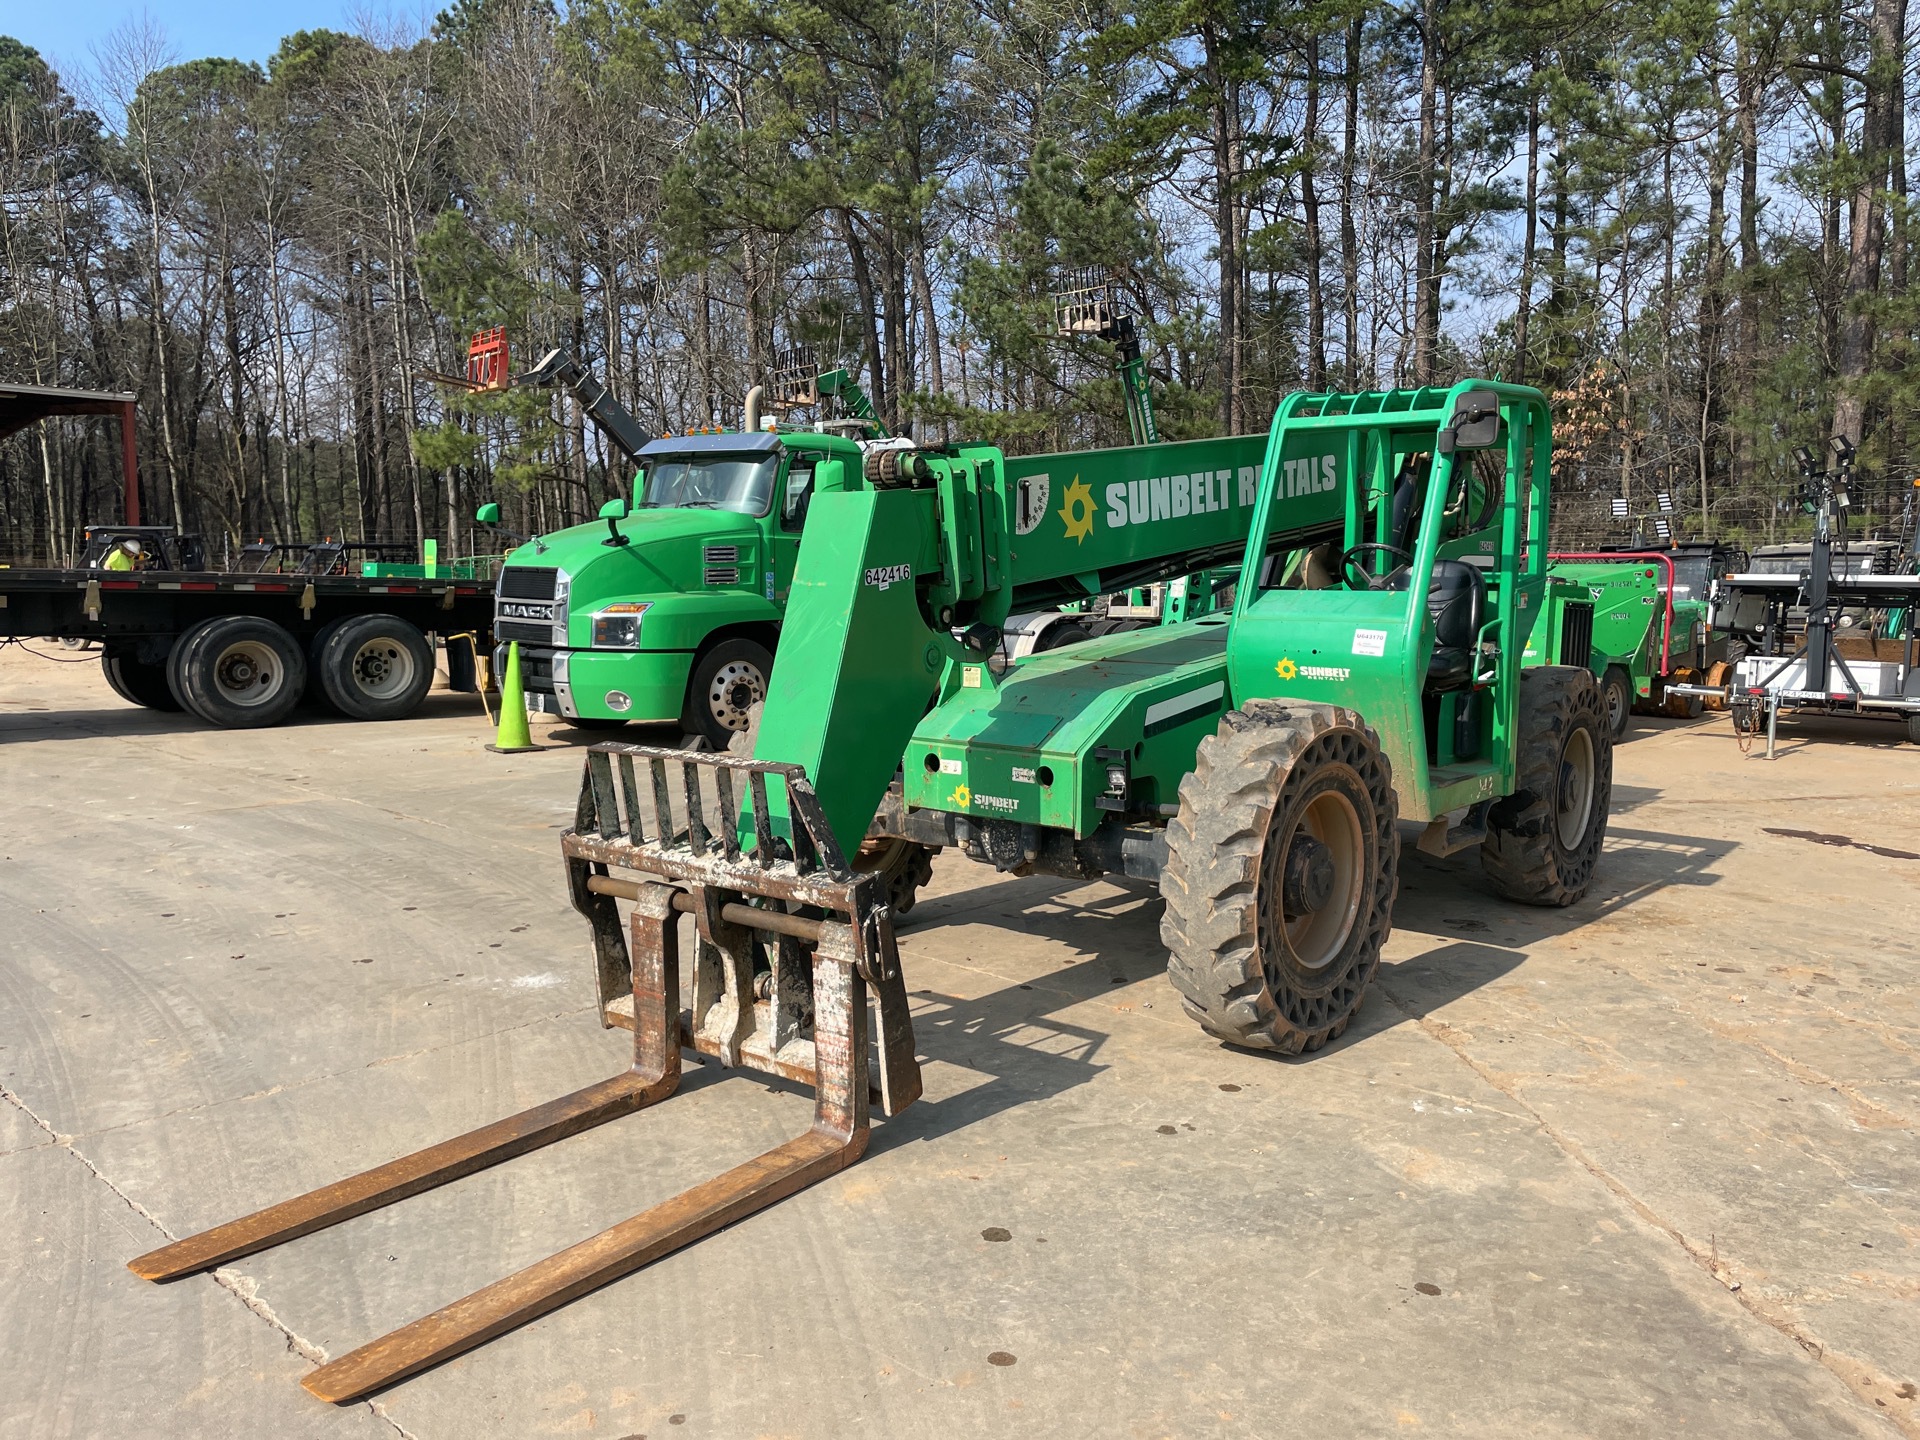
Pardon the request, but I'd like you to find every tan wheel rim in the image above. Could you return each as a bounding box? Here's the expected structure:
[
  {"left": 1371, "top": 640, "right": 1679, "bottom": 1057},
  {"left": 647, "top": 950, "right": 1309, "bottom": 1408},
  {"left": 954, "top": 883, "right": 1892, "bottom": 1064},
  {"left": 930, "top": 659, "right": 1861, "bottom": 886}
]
[
  {"left": 1556, "top": 727, "right": 1597, "bottom": 850},
  {"left": 1277, "top": 789, "right": 1366, "bottom": 970}
]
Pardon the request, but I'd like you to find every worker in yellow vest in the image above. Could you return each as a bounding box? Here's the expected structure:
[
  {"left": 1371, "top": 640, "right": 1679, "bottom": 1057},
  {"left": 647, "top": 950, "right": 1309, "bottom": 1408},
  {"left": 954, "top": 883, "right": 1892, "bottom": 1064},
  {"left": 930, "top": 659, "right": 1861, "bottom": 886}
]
[{"left": 102, "top": 538, "right": 142, "bottom": 571}]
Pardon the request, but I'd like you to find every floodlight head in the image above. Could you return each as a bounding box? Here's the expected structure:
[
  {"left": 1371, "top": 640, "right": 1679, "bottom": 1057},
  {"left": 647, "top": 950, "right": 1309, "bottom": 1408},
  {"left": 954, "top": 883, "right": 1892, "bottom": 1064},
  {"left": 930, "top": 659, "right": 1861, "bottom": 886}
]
[
  {"left": 1793, "top": 445, "right": 1817, "bottom": 473},
  {"left": 1655, "top": 490, "right": 1674, "bottom": 514},
  {"left": 1829, "top": 434, "right": 1855, "bottom": 462},
  {"left": 1610, "top": 497, "right": 1630, "bottom": 518},
  {"left": 1653, "top": 516, "right": 1672, "bottom": 540}
]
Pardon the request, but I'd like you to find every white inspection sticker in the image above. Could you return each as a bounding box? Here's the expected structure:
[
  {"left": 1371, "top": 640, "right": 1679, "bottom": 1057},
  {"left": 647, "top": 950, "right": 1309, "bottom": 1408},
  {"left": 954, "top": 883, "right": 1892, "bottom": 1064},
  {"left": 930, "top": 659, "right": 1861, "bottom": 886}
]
[
  {"left": 940, "top": 758, "right": 963, "bottom": 775},
  {"left": 1351, "top": 628, "right": 1387, "bottom": 657}
]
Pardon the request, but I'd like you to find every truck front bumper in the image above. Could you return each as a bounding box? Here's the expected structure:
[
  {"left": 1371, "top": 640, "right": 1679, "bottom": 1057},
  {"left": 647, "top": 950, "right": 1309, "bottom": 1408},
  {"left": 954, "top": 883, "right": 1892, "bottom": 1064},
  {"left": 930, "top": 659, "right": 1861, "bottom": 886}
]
[{"left": 494, "top": 644, "right": 692, "bottom": 724}]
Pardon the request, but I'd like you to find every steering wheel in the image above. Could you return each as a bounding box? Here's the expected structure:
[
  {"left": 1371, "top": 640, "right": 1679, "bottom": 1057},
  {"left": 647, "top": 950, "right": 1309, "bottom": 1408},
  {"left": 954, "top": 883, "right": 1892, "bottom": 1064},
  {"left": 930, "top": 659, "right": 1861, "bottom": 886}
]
[{"left": 1339, "top": 542, "right": 1413, "bottom": 591}]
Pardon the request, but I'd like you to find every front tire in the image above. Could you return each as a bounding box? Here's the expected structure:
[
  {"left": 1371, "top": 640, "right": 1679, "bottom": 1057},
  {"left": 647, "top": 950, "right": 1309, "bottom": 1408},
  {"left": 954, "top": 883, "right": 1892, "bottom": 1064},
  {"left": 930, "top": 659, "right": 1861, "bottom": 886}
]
[
  {"left": 856, "top": 838, "right": 937, "bottom": 918},
  {"left": 1162, "top": 702, "right": 1398, "bottom": 1055},
  {"left": 1481, "top": 666, "right": 1611, "bottom": 906},
  {"left": 683, "top": 638, "right": 772, "bottom": 750}
]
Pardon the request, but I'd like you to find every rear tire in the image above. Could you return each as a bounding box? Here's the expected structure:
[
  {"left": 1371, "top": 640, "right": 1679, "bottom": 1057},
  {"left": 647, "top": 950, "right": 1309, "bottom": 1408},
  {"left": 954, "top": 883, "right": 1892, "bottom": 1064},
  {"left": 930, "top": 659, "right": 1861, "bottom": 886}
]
[
  {"left": 1162, "top": 702, "right": 1398, "bottom": 1055},
  {"left": 318, "top": 614, "right": 434, "bottom": 721},
  {"left": 683, "top": 638, "right": 773, "bottom": 750},
  {"left": 1600, "top": 666, "right": 1632, "bottom": 739},
  {"left": 1481, "top": 666, "right": 1611, "bottom": 906},
  {"left": 176, "top": 616, "right": 307, "bottom": 728},
  {"left": 102, "top": 651, "right": 182, "bottom": 711}
]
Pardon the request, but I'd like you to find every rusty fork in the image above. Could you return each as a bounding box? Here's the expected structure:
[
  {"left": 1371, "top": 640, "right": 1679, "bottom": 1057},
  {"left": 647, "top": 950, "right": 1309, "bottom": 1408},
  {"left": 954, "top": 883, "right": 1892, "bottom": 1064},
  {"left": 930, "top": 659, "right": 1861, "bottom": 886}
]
[{"left": 129, "top": 745, "right": 921, "bottom": 1403}]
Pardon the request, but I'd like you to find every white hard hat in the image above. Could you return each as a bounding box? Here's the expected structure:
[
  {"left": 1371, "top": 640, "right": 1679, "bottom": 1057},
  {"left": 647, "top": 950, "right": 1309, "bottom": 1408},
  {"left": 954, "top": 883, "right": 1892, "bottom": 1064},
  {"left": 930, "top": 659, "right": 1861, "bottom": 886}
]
[{"left": 124, "top": 539, "right": 142, "bottom": 554}]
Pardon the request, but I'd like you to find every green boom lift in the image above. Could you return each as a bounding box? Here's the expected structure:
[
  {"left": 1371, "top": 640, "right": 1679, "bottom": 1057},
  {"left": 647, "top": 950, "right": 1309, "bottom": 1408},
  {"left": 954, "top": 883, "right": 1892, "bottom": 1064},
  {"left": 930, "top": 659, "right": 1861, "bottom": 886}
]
[{"left": 138, "top": 383, "right": 1613, "bottom": 1401}]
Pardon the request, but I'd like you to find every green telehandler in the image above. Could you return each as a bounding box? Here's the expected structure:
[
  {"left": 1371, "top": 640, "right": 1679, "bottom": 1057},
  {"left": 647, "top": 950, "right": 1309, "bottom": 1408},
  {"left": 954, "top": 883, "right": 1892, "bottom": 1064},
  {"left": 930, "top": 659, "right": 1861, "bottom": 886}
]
[{"left": 133, "top": 381, "right": 1612, "bottom": 1403}]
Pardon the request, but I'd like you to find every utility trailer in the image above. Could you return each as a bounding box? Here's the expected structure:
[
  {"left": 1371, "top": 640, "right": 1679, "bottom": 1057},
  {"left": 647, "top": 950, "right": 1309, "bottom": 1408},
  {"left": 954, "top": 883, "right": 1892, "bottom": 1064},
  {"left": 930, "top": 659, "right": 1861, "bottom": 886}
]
[
  {"left": 1667, "top": 440, "right": 1920, "bottom": 751},
  {"left": 136, "top": 381, "right": 1615, "bottom": 1404},
  {"left": 0, "top": 556, "right": 494, "bottom": 728}
]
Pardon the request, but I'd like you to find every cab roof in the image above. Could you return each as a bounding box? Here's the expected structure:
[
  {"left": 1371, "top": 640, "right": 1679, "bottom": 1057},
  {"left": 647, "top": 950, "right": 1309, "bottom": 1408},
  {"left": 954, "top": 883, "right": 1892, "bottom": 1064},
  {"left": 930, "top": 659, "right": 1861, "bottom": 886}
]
[{"left": 636, "top": 431, "right": 781, "bottom": 460}]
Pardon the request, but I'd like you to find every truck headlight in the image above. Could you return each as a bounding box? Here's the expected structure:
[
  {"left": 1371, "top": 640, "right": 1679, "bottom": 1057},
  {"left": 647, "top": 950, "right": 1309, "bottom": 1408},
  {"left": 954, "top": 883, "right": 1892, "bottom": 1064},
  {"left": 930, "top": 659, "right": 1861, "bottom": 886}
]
[{"left": 592, "top": 602, "right": 648, "bottom": 648}]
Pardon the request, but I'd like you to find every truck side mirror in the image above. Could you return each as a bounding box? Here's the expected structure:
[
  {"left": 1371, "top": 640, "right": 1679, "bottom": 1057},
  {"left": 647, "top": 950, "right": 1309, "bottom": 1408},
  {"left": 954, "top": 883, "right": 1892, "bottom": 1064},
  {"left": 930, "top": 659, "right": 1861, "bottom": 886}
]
[
  {"left": 475, "top": 502, "right": 501, "bottom": 524},
  {"left": 599, "top": 496, "right": 631, "bottom": 548}
]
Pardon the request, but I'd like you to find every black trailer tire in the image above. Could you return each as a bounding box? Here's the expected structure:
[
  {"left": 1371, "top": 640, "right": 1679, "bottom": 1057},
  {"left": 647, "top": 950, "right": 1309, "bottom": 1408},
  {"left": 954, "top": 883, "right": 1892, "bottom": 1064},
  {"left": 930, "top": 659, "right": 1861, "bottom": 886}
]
[
  {"left": 177, "top": 616, "right": 307, "bottom": 728},
  {"left": 167, "top": 617, "right": 227, "bottom": 712},
  {"left": 1600, "top": 665, "right": 1632, "bottom": 739},
  {"left": 1481, "top": 665, "right": 1612, "bottom": 906},
  {"left": 318, "top": 614, "right": 435, "bottom": 721},
  {"left": 1162, "top": 702, "right": 1399, "bottom": 1055},
  {"left": 1033, "top": 621, "right": 1093, "bottom": 652},
  {"left": 682, "top": 638, "right": 773, "bottom": 750},
  {"left": 102, "top": 651, "right": 183, "bottom": 711},
  {"left": 301, "top": 617, "right": 351, "bottom": 713}
]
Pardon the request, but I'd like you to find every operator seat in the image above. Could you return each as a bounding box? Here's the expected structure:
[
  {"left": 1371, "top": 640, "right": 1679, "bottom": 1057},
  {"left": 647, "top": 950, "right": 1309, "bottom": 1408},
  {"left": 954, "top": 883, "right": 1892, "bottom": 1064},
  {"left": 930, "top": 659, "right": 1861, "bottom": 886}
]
[{"left": 1387, "top": 559, "right": 1484, "bottom": 691}]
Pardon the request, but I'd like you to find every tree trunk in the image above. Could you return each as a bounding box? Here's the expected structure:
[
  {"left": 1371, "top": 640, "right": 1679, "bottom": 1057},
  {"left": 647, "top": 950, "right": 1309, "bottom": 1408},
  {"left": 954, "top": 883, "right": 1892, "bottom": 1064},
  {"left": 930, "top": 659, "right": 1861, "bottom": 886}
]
[
  {"left": 1829, "top": 0, "right": 1903, "bottom": 452},
  {"left": 1514, "top": 84, "right": 1539, "bottom": 386},
  {"left": 1341, "top": 15, "right": 1361, "bottom": 384},
  {"left": 1410, "top": 0, "right": 1441, "bottom": 385},
  {"left": 1302, "top": 30, "right": 1327, "bottom": 391},
  {"left": 1203, "top": 21, "right": 1242, "bottom": 428}
]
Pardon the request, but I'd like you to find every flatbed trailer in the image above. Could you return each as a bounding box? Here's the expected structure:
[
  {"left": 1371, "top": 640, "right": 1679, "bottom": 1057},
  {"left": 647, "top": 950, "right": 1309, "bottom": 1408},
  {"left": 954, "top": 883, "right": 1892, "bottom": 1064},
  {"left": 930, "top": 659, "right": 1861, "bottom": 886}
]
[{"left": 0, "top": 564, "right": 495, "bottom": 728}]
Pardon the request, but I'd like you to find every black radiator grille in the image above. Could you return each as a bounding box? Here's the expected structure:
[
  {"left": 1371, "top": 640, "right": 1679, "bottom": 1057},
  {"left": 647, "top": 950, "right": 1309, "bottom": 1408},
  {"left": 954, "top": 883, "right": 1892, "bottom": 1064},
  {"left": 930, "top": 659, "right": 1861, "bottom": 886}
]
[
  {"left": 496, "top": 619, "right": 555, "bottom": 644},
  {"left": 499, "top": 566, "right": 560, "bottom": 600},
  {"left": 1559, "top": 601, "right": 1594, "bottom": 671}
]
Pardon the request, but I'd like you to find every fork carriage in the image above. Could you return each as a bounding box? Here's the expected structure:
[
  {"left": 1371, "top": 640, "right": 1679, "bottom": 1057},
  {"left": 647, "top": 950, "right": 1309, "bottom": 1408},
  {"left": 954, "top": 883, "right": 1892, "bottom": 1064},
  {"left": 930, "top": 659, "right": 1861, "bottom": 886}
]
[{"left": 130, "top": 743, "right": 919, "bottom": 1403}]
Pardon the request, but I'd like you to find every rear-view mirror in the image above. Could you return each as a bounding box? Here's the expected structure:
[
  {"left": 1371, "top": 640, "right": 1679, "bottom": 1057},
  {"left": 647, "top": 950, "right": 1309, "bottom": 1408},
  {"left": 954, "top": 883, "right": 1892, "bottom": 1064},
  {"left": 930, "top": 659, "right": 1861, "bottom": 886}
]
[
  {"left": 475, "top": 502, "right": 501, "bottom": 524},
  {"left": 1445, "top": 389, "right": 1502, "bottom": 452},
  {"left": 598, "top": 498, "right": 629, "bottom": 519}
]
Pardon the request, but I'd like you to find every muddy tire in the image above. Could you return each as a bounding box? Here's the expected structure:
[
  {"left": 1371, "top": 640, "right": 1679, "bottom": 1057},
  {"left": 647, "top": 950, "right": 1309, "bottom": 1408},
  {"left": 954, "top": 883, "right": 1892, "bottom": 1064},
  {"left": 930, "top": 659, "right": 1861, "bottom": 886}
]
[
  {"left": 857, "top": 837, "right": 938, "bottom": 917},
  {"left": 1702, "top": 659, "right": 1733, "bottom": 711},
  {"left": 1600, "top": 665, "right": 1632, "bottom": 739},
  {"left": 1662, "top": 666, "right": 1704, "bottom": 719},
  {"left": 684, "top": 638, "right": 772, "bottom": 750},
  {"left": 1481, "top": 666, "right": 1611, "bottom": 906},
  {"left": 1162, "top": 702, "right": 1398, "bottom": 1055},
  {"left": 102, "top": 650, "right": 182, "bottom": 711},
  {"left": 175, "top": 615, "right": 307, "bottom": 728}
]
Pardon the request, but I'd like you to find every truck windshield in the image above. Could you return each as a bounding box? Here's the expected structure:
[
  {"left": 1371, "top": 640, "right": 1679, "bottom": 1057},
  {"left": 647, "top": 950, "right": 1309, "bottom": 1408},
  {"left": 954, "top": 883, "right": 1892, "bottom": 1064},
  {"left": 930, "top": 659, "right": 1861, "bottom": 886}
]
[
  {"left": 639, "top": 455, "right": 778, "bottom": 517},
  {"left": 1668, "top": 557, "right": 1712, "bottom": 602}
]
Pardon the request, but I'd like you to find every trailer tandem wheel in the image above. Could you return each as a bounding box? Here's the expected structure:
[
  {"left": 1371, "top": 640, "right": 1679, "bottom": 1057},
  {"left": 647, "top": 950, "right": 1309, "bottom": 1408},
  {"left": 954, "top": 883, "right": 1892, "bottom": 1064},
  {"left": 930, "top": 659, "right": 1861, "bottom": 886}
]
[
  {"left": 317, "top": 614, "right": 434, "bottom": 721},
  {"left": 101, "top": 650, "right": 182, "bottom": 711},
  {"left": 1162, "top": 702, "right": 1398, "bottom": 1055},
  {"left": 174, "top": 615, "right": 308, "bottom": 728}
]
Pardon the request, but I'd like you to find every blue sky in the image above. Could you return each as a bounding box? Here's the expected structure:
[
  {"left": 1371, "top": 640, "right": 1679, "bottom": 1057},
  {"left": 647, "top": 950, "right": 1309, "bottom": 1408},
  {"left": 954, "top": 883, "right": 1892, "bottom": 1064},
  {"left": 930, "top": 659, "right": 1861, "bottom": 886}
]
[{"left": 8, "top": 2, "right": 407, "bottom": 80}]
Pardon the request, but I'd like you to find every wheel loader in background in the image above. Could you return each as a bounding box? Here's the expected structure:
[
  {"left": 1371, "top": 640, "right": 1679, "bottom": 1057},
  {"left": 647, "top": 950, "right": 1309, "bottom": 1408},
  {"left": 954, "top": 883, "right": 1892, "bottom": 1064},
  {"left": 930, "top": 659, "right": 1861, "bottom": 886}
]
[{"left": 132, "top": 380, "right": 1612, "bottom": 1403}]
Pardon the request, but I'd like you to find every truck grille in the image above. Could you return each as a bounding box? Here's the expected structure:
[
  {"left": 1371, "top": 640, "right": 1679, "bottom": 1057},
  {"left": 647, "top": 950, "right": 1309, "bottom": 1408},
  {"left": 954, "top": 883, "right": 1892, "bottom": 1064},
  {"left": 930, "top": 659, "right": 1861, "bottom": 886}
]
[
  {"left": 703, "top": 545, "right": 738, "bottom": 565},
  {"left": 1559, "top": 601, "right": 1594, "bottom": 671},
  {"left": 499, "top": 566, "right": 560, "bottom": 600},
  {"left": 497, "top": 618, "right": 555, "bottom": 644},
  {"left": 704, "top": 566, "right": 740, "bottom": 586}
]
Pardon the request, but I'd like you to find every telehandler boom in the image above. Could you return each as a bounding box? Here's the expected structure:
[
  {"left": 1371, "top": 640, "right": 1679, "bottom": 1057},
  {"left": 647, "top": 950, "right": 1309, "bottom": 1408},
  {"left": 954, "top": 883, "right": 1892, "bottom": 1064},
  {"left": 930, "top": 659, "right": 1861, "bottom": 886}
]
[{"left": 132, "top": 382, "right": 1612, "bottom": 1403}]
